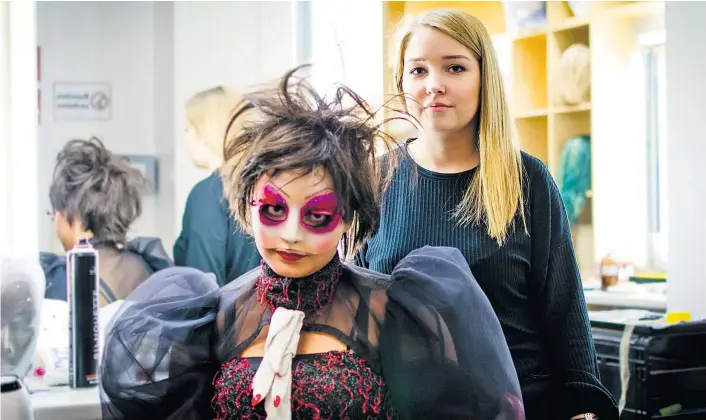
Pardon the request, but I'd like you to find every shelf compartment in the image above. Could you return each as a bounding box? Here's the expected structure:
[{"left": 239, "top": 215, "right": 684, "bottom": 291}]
[
  {"left": 515, "top": 115, "right": 548, "bottom": 164},
  {"left": 553, "top": 102, "right": 591, "bottom": 114},
  {"left": 553, "top": 109, "right": 591, "bottom": 155},
  {"left": 515, "top": 108, "right": 548, "bottom": 119},
  {"left": 510, "top": 34, "right": 548, "bottom": 116},
  {"left": 550, "top": 23, "right": 591, "bottom": 107},
  {"left": 553, "top": 23, "right": 590, "bottom": 53}
]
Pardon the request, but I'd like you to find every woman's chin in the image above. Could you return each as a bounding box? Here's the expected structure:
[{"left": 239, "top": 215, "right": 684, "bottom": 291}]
[{"left": 424, "top": 121, "right": 465, "bottom": 135}]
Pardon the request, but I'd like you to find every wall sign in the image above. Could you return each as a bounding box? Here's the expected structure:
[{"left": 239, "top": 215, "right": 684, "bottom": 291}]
[{"left": 53, "top": 82, "right": 112, "bottom": 121}]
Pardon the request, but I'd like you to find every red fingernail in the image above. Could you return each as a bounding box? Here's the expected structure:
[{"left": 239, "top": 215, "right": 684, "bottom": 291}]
[
  {"left": 252, "top": 394, "right": 262, "bottom": 406},
  {"left": 274, "top": 395, "right": 281, "bottom": 407}
]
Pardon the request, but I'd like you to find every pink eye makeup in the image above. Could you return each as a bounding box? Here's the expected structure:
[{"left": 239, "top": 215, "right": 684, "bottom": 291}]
[
  {"left": 300, "top": 192, "right": 341, "bottom": 233},
  {"left": 253, "top": 185, "right": 288, "bottom": 226},
  {"left": 251, "top": 184, "right": 343, "bottom": 233}
]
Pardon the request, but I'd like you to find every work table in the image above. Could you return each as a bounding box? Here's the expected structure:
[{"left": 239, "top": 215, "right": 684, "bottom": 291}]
[{"left": 583, "top": 280, "right": 667, "bottom": 312}]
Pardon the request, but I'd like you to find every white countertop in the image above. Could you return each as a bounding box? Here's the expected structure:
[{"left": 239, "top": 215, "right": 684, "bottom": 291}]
[
  {"left": 584, "top": 289, "right": 667, "bottom": 311},
  {"left": 27, "top": 379, "right": 101, "bottom": 420},
  {"left": 583, "top": 281, "right": 668, "bottom": 311}
]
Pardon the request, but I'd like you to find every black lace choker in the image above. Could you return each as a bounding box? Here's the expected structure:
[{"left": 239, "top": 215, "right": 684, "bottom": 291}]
[{"left": 255, "top": 255, "right": 343, "bottom": 314}]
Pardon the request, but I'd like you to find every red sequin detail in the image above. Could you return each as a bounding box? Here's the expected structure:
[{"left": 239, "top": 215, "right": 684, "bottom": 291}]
[
  {"left": 212, "top": 359, "right": 264, "bottom": 420},
  {"left": 212, "top": 351, "right": 397, "bottom": 419}
]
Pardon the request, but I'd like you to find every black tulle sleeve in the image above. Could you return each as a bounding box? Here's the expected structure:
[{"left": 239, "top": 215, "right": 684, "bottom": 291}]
[
  {"left": 100, "top": 267, "right": 221, "bottom": 419},
  {"left": 380, "top": 246, "right": 525, "bottom": 420}
]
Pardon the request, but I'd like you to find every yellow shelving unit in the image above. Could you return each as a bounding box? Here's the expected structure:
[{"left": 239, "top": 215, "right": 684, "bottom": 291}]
[{"left": 510, "top": 1, "right": 664, "bottom": 276}]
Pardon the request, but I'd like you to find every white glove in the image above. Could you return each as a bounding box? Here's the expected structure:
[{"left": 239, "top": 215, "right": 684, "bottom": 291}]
[{"left": 251, "top": 307, "right": 305, "bottom": 419}]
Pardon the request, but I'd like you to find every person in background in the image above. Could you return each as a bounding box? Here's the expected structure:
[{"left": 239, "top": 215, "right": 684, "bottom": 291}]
[
  {"left": 41, "top": 138, "right": 172, "bottom": 306},
  {"left": 355, "top": 9, "right": 618, "bottom": 420},
  {"left": 173, "top": 86, "right": 260, "bottom": 286}
]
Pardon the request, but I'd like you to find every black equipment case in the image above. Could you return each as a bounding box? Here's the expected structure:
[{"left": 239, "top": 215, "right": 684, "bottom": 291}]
[{"left": 589, "top": 310, "right": 706, "bottom": 419}]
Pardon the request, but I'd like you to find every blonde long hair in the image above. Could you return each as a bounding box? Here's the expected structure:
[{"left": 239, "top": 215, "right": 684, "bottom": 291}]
[
  {"left": 392, "top": 9, "right": 526, "bottom": 245},
  {"left": 185, "top": 86, "right": 250, "bottom": 163}
]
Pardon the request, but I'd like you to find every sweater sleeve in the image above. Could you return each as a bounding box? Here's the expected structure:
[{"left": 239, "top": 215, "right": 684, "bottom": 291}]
[
  {"left": 528, "top": 158, "right": 618, "bottom": 419},
  {"left": 173, "top": 174, "right": 230, "bottom": 286}
]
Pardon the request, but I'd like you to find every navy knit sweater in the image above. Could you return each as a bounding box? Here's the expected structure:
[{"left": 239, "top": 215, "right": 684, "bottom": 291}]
[{"left": 356, "top": 146, "right": 618, "bottom": 420}]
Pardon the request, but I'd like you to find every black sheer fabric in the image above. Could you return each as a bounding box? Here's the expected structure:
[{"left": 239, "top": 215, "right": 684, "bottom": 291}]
[{"left": 101, "top": 246, "right": 525, "bottom": 419}]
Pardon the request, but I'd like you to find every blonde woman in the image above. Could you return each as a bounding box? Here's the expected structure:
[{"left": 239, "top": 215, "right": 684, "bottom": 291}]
[
  {"left": 173, "top": 87, "right": 260, "bottom": 285},
  {"left": 356, "top": 9, "right": 618, "bottom": 420}
]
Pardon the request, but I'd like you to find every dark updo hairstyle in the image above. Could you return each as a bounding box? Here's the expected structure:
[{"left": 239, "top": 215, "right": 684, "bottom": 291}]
[
  {"left": 221, "top": 65, "right": 398, "bottom": 259},
  {"left": 49, "top": 137, "right": 146, "bottom": 246}
]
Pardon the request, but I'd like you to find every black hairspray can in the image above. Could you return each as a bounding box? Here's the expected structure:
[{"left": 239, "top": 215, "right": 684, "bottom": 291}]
[{"left": 66, "top": 238, "right": 100, "bottom": 388}]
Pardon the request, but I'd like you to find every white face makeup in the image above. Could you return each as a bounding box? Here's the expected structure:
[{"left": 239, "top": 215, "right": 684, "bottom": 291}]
[{"left": 249, "top": 168, "right": 350, "bottom": 278}]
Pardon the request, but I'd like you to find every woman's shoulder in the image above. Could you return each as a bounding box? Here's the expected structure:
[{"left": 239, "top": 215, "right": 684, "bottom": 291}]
[
  {"left": 521, "top": 151, "right": 552, "bottom": 183},
  {"left": 187, "top": 171, "right": 225, "bottom": 202},
  {"left": 183, "top": 172, "right": 231, "bottom": 224},
  {"left": 521, "top": 151, "right": 562, "bottom": 203}
]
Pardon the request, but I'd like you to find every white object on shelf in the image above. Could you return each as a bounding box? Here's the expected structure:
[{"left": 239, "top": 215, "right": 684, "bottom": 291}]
[
  {"left": 555, "top": 43, "right": 591, "bottom": 105},
  {"left": 568, "top": 1, "right": 592, "bottom": 19},
  {"left": 502, "top": 1, "right": 547, "bottom": 35}
]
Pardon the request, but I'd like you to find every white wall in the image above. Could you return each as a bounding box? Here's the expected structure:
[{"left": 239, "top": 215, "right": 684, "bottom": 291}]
[
  {"left": 172, "top": 1, "right": 295, "bottom": 236},
  {"left": 590, "top": 16, "right": 666, "bottom": 272},
  {"left": 665, "top": 1, "right": 706, "bottom": 318},
  {"left": 1, "top": 1, "right": 39, "bottom": 258},
  {"left": 310, "top": 1, "right": 383, "bottom": 104},
  {"left": 35, "top": 1, "right": 296, "bottom": 254},
  {"left": 152, "top": 1, "right": 176, "bottom": 253},
  {"left": 37, "top": 1, "right": 159, "bottom": 252}
]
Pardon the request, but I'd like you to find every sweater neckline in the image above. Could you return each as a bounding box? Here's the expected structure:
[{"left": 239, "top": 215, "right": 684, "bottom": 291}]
[{"left": 402, "top": 138, "right": 478, "bottom": 180}]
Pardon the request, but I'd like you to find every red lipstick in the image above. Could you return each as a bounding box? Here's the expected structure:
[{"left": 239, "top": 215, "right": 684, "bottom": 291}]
[{"left": 276, "top": 250, "right": 305, "bottom": 262}]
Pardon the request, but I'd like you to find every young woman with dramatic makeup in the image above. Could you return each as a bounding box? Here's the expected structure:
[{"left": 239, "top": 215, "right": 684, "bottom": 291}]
[{"left": 99, "top": 66, "right": 525, "bottom": 420}]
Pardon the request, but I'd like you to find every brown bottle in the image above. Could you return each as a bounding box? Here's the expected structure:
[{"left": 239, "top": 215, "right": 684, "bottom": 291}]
[{"left": 599, "top": 254, "right": 620, "bottom": 291}]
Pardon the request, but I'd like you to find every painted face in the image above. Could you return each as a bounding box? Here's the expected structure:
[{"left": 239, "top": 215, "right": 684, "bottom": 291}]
[
  {"left": 401, "top": 27, "right": 481, "bottom": 134},
  {"left": 249, "top": 168, "right": 349, "bottom": 278}
]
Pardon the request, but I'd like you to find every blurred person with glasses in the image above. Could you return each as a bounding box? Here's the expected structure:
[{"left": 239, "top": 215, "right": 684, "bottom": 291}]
[{"left": 40, "top": 137, "right": 172, "bottom": 306}]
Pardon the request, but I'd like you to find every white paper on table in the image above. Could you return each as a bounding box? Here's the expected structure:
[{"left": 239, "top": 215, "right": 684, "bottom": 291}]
[{"left": 31, "top": 299, "right": 124, "bottom": 387}]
